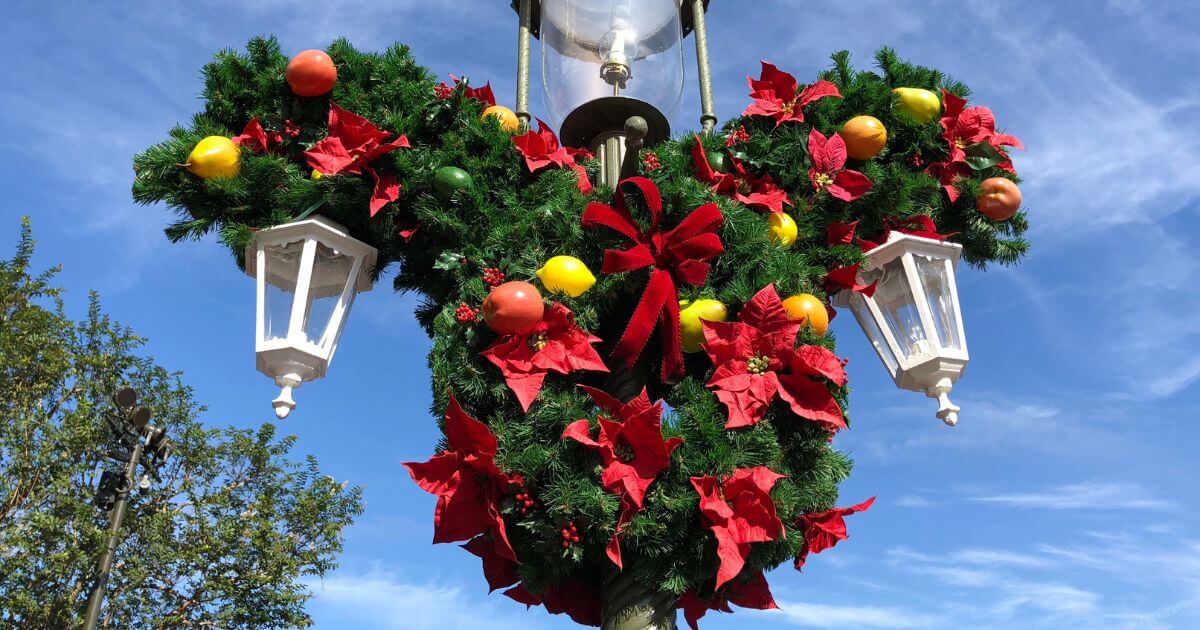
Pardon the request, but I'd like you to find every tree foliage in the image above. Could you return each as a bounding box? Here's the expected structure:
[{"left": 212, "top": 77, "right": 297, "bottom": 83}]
[{"left": 0, "top": 219, "right": 364, "bottom": 629}]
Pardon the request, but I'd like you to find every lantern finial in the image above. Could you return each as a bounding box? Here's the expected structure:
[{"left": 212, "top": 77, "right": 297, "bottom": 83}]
[
  {"left": 272, "top": 373, "right": 301, "bottom": 419},
  {"left": 928, "top": 377, "right": 960, "bottom": 426}
]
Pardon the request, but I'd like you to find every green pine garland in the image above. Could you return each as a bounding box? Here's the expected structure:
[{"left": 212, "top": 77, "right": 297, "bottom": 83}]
[{"left": 132, "top": 36, "right": 1028, "bottom": 625}]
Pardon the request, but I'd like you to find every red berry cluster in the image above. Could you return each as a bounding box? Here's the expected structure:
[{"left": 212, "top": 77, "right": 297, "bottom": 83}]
[
  {"left": 454, "top": 302, "right": 479, "bottom": 323},
  {"left": 725, "top": 125, "right": 750, "bottom": 146},
  {"left": 908, "top": 152, "right": 925, "bottom": 169},
  {"left": 515, "top": 491, "right": 537, "bottom": 516},
  {"left": 283, "top": 119, "right": 302, "bottom": 138},
  {"left": 482, "top": 267, "right": 506, "bottom": 288},
  {"left": 642, "top": 151, "right": 662, "bottom": 172},
  {"left": 560, "top": 521, "right": 581, "bottom": 549},
  {"left": 268, "top": 131, "right": 284, "bottom": 146}
]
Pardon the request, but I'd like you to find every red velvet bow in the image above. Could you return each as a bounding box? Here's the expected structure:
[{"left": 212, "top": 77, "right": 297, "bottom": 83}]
[{"left": 583, "top": 177, "right": 724, "bottom": 380}]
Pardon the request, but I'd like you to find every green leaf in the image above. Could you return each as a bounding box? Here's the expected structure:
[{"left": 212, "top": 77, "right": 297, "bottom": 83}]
[
  {"left": 963, "top": 141, "right": 1006, "bottom": 171},
  {"left": 434, "top": 251, "right": 464, "bottom": 271}
]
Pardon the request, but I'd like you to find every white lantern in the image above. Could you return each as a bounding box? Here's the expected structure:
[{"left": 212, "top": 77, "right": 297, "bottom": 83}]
[
  {"left": 834, "top": 233, "right": 968, "bottom": 426},
  {"left": 245, "top": 216, "right": 377, "bottom": 419}
]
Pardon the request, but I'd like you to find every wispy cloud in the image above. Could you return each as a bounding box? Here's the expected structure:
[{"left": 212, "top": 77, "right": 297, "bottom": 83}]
[
  {"left": 755, "top": 601, "right": 942, "bottom": 629},
  {"left": 894, "top": 494, "right": 936, "bottom": 508},
  {"left": 305, "top": 567, "right": 544, "bottom": 630},
  {"left": 968, "top": 481, "right": 1174, "bottom": 511}
]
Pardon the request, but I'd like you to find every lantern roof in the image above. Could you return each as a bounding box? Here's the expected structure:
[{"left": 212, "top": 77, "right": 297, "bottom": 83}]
[
  {"left": 510, "top": 0, "right": 712, "bottom": 39},
  {"left": 244, "top": 215, "right": 377, "bottom": 293},
  {"left": 863, "top": 232, "right": 962, "bottom": 267}
]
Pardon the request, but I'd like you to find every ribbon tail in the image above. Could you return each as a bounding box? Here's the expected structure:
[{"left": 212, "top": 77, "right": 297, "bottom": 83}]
[
  {"left": 659, "top": 293, "right": 683, "bottom": 379},
  {"left": 611, "top": 269, "right": 675, "bottom": 371}
]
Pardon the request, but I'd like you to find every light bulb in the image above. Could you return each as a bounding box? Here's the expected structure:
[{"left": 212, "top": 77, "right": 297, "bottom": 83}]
[{"left": 598, "top": 4, "right": 638, "bottom": 89}]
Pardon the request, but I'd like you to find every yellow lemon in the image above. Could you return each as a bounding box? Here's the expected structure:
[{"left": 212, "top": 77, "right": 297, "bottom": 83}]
[
  {"left": 679, "top": 298, "right": 727, "bottom": 353},
  {"left": 185, "top": 136, "right": 241, "bottom": 180},
  {"left": 781, "top": 294, "right": 829, "bottom": 336},
  {"left": 536, "top": 256, "right": 596, "bottom": 298},
  {"left": 480, "top": 105, "right": 521, "bottom": 133},
  {"left": 840, "top": 115, "right": 888, "bottom": 160},
  {"left": 767, "top": 212, "right": 798, "bottom": 247},
  {"left": 892, "top": 87, "right": 941, "bottom": 124}
]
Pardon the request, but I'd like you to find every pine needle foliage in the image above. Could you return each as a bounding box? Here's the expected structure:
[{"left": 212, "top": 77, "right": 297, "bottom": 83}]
[{"left": 132, "top": 37, "right": 1028, "bottom": 617}]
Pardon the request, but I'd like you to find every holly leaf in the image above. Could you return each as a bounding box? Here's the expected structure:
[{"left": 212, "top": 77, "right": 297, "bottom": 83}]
[
  {"left": 963, "top": 141, "right": 1006, "bottom": 171},
  {"left": 434, "top": 252, "right": 464, "bottom": 270}
]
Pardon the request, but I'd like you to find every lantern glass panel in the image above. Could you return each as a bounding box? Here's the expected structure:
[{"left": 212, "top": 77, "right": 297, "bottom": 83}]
[
  {"left": 263, "top": 240, "right": 305, "bottom": 341},
  {"left": 850, "top": 293, "right": 899, "bottom": 374},
  {"left": 863, "top": 257, "right": 931, "bottom": 361},
  {"left": 914, "top": 253, "right": 961, "bottom": 351},
  {"left": 540, "top": 0, "right": 685, "bottom": 126},
  {"left": 301, "top": 243, "right": 355, "bottom": 346}
]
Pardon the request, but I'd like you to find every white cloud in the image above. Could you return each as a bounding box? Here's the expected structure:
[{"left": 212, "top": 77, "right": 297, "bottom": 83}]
[
  {"left": 894, "top": 494, "right": 936, "bottom": 508},
  {"left": 755, "top": 601, "right": 942, "bottom": 629},
  {"left": 305, "top": 567, "right": 543, "bottom": 630},
  {"left": 968, "top": 481, "right": 1174, "bottom": 511}
]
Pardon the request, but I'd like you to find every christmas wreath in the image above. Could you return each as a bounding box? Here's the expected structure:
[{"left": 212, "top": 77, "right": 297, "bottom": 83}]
[{"left": 133, "top": 37, "right": 1028, "bottom": 627}]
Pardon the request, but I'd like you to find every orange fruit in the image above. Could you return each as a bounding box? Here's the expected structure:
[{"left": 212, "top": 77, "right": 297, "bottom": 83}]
[
  {"left": 839, "top": 115, "right": 888, "bottom": 160},
  {"left": 978, "top": 177, "right": 1021, "bottom": 221},
  {"left": 480, "top": 105, "right": 521, "bottom": 133},
  {"left": 286, "top": 50, "right": 337, "bottom": 97},
  {"left": 482, "top": 281, "right": 544, "bottom": 335},
  {"left": 781, "top": 294, "right": 830, "bottom": 336}
]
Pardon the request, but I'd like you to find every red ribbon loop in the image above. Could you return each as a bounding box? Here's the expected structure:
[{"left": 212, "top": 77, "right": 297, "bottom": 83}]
[{"left": 582, "top": 177, "right": 724, "bottom": 379}]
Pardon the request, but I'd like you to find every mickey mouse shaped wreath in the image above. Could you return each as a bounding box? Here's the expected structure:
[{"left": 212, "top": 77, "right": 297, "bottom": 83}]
[{"left": 133, "top": 38, "right": 1028, "bottom": 629}]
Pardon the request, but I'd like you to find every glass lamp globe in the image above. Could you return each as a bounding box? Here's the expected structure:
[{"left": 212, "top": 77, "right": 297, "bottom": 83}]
[
  {"left": 245, "top": 216, "right": 377, "bottom": 419},
  {"left": 540, "top": 0, "right": 685, "bottom": 149},
  {"left": 834, "top": 233, "right": 969, "bottom": 426}
]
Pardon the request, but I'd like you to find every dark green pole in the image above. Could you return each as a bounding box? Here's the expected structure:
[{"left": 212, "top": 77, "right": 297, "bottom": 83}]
[{"left": 82, "top": 436, "right": 144, "bottom": 630}]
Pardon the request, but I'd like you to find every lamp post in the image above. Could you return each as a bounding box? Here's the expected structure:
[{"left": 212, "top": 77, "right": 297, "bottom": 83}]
[
  {"left": 83, "top": 388, "right": 173, "bottom": 630},
  {"left": 245, "top": 215, "right": 378, "bottom": 419},
  {"left": 509, "top": 3, "right": 715, "bottom": 626},
  {"left": 511, "top": 0, "right": 716, "bottom": 186},
  {"left": 834, "top": 233, "right": 969, "bottom": 426}
]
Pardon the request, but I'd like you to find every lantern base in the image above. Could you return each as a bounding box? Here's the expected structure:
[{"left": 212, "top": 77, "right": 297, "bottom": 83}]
[{"left": 559, "top": 97, "right": 670, "bottom": 152}]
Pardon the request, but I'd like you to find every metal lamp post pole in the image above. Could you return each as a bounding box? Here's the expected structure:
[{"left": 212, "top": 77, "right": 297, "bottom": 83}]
[{"left": 82, "top": 433, "right": 145, "bottom": 630}]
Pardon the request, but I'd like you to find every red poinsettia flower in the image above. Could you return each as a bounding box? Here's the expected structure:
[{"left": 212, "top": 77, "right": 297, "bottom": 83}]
[
  {"left": 503, "top": 580, "right": 603, "bottom": 627},
  {"left": 690, "top": 466, "right": 786, "bottom": 590},
  {"left": 231, "top": 118, "right": 282, "bottom": 155},
  {"left": 677, "top": 571, "right": 777, "bottom": 630},
  {"left": 462, "top": 535, "right": 519, "bottom": 593},
  {"left": 434, "top": 75, "right": 496, "bottom": 106},
  {"left": 924, "top": 158, "right": 973, "bottom": 202},
  {"left": 481, "top": 303, "right": 608, "bottom": 412},
  {"left": 403, "top": 394, "right": 520, "bottom": 561},
  {"left": 793, "top": 496, "right": 875, "bottom": 570},
  {"left": 725, "top": 125, "right": 750, "bottom": 147},
  {"left": 304, "top": 103, "right": 411, "bottom": 217},
  {"left": 563, "top": 385, "right": 683, "bottom": 568},
  {"left": 743, "top": 61, "right": 841, "bottom": 127},
  {"left": 702, "top": 285, "right": 848, "bottom": 430},
  {"left": 512, "top": 118, "right": 593, "bottom": 194},
  {"left": 823, "top": 264, "right": 878, "bottom": 297},
  {"left": 939, "top": 90, "right": 1023, "bottom": 170},
  {"left": 807, "top": 129, "right": 873, "bottom": 202},
  {"left": 692, "top": 137, "right": 791, "bottom": 213}
]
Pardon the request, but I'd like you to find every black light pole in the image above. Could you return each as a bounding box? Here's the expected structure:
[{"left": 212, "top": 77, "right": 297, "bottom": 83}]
[{"left": 83, "top": 388, "right": 171, "bottom": 630}]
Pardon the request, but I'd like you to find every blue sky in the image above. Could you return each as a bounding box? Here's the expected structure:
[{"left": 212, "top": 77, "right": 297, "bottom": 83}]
[{"left": 4, "top": 1, "right": 1200, "bottom": 628}]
